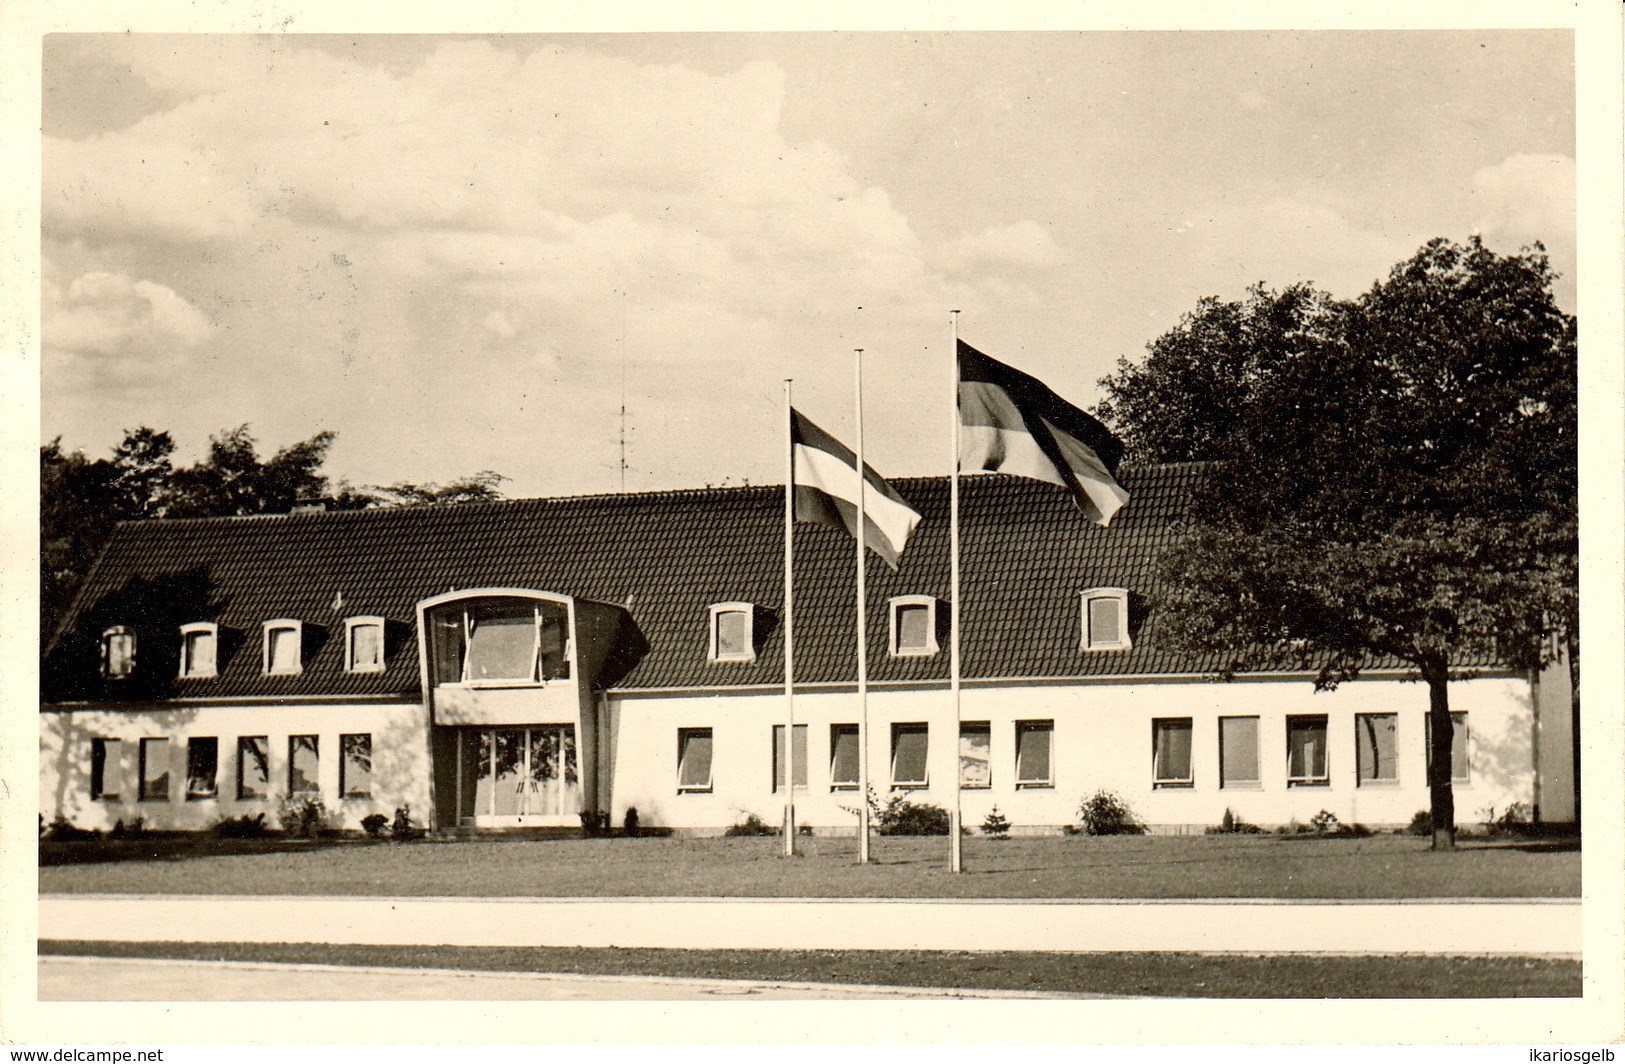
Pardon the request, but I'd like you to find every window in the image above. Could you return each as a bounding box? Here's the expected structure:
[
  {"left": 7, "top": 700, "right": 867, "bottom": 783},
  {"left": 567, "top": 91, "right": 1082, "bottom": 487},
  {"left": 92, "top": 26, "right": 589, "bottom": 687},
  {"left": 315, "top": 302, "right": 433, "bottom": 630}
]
[
  {"left": 889, "top": 596, "right": 940, "bottom": 657},
  {"left": 1015, "top": 720, "right": 1054, "bottom": 788},
  {"left": 237, "top": 736, "right": 269, "bottom": 800},
  {"left": 178, "top": 622, "right": 218, "bottom": 678},
  {"left": 429, "top": 598, "right": 571, "bottom": 685},
  {"left": 1356, "top": 713, "right": 1399, "bottom": 785},
  {"left": 341, "top": 734, "right": 372, "bottom": 797},
  {"left": 1081, "top": 588, "right": 1131, "bottom": 650},
  {"left": 186, "top": 737, "right": 218, "bottom": 799},
  {"left": 101, "top": 627, "right": 135, "bottom": 679},
  {"left": 1286, "top": 715, "right": 1329, "bottom": 786},
  {"left": 829, "top": 724, "right": 860, "bottom": 790},
  {"left": 773, "top": 724, "right": 808, "bottom": 792},
  {"left": 677, "top": 728, "right": 714, "bottom": 792},
  {"left": 139, "top": 738, "right": 169, "bottom": 801},
  {"left": 959, "top": 722, "right": 991, "bottom": 788},
  {"left": 263, "top": 620, "right": 303, "bottom": 675},
  {"left": 891, "top": 723, "right": 929, "bottom": 789},
  {"left": 288, "top": 735, "right": 320, "bottom": 794},
  {"left": 90, "top": 738, "right": 121, "bottom": 800},
  {"left": 1152, "top": 718, "right": 1194, "bottom": 787},
  {"left": 345, "top": 617, "right": 386, "bottom": 673},
  {"left": 708, "top": 602, "right": 755, "bottom": 663},
  {"left": 1425, "top": 711, "right": 1471, "bottom": 784},
  {"left": 1219, "top": 716, "right": 1260, "bottom": 788}
]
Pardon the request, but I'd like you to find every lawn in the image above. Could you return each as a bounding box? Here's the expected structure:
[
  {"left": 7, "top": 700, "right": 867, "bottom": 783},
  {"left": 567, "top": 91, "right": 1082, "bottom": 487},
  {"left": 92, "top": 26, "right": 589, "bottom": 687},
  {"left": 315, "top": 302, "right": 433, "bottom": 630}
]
[
  {"left": 38, "top": 940, "right": 1583, "bottom": 998},
  {"left": 39, "top": 831, "right": 1580, "bottom": 899}
]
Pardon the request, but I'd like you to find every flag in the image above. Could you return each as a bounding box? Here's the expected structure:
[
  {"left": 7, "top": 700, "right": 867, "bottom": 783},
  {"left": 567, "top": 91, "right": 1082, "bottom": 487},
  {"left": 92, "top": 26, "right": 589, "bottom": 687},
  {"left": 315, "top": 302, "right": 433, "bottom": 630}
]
[
  {"left": 957, "top": 339, "right": 1129, "bottom": 525},
  {"left": 792, "top": 408, "right": 922, "bottom": 569}
]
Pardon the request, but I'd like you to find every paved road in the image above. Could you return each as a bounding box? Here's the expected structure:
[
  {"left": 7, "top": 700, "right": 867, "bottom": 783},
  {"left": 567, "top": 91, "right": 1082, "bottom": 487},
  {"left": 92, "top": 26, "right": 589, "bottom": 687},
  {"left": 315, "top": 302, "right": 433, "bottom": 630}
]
[
  {"left": 38, "top": 955, "right": 1109, "bottom": 1001},
  {"left": 38, "top": 894, "right": 1581, "bottom": 956}
]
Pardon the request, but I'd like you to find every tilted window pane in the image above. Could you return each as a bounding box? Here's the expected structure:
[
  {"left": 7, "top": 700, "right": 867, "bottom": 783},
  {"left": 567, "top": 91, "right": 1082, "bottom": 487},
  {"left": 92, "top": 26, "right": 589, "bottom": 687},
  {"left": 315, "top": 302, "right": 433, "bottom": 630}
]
[
  {"left": 959, "top": 724, "right": 991, "bottom": 788},
  {"left": 892, "top": 725, "right": 929, "bottom": 786},
  {"left": 678, "top": 730, "right": 713, "bottom": 790},
  {"left": 465, "top": 612, "right": 536, "bottom": 681},
  {"left": 829, "top": 725, "right": 860, "bottom": 786},
  {"left": 1219, "top": 716, "right": 1259, "bottom": 785},
  {"left": 1016, "top": 722, "right": 1053, "bottom": 784}
]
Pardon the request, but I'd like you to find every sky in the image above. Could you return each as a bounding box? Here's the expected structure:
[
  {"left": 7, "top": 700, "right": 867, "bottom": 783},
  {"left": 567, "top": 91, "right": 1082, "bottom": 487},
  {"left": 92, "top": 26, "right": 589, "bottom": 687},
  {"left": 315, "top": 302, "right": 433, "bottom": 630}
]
[{"left": 40, "top": 30, "right": 1577, "bottom": 500}]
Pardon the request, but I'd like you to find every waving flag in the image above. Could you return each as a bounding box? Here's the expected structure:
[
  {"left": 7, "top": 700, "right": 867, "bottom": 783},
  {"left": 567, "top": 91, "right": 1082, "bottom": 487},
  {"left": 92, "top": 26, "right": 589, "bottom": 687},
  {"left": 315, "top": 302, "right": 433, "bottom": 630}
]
[
  {"left": 792, "top": 408, "right": 922, "bottom": 569},
  {"left": 957, "top": 339, "right": 1129, "bottom": 525}
]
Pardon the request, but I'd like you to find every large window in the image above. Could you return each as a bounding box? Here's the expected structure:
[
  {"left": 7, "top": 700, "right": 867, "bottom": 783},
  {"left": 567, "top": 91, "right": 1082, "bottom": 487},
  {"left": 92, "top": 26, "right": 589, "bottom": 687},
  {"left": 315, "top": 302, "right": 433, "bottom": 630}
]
[
  {"left": 91, "top": 738, "right": 121, "bottom": 800},
  {"left": 1219, "top": 716, "right": 1260, "bottom": 788},
  {"left": 891, "top": 723, "right": 929, "bottom": 789},
  {"left": 345, "top": 617, "right": 386, "bottom": 673},
  {"left": 773, "top": 724, "right": 808, "bottom": 792},
  {"left": 959, "top": 722, "right": 991, "bottom": 789},
  {"left": 139, "top": 737, "right": 169, "bottom": 801},
  {"left": 677, "top": 728, "right": 714, "bottom": 792},
  {"left": 1286, "top": 715, "right": 1329, "bottom": 786},
  {"left": 341, "top": 734, "right": 372, "bottom": 798},
  {"left": 1152, "top": 718, "right": 1194, "bottom": 787},
  {"left": 186, "top": 737, "right": 219, "bottom": 800},
  {"left": 288, "top": 735, "right": 320, "bottom": 794},
  {"left": 889, "top": 596, "right": 940, "bottom": 657},
  {"left": 430, "top": 598, "right": 571, "bottom": 685},
  {"left": 829, "top": 724, "right": 860, "bottom": 790},
  {"left": 708, "top": 603, "right": 755, "bottom": 663},
  {"left": 237, "top": 736, "right": 269, "bottom": 800},
  {"left": 101, "top": 627, "right": 135, "bottom": 679},
  {"left": 178, "top": 623, "right": 218, "bottom": 679},
  {"left": 263, "top": 620, "right": 303, "bottom": 676},
  {"left": 1081, "top": 588, "right": 1131, "bottom": 651},
  {"left": 1015, "top": 720, "right": 1054, "bottom": 788},
  {"left": 1356, "top": 713, "right": 1399, "bottom": 785},
  {"left": 1425, "top": 711, "right": 1471, "bottom": 784}
]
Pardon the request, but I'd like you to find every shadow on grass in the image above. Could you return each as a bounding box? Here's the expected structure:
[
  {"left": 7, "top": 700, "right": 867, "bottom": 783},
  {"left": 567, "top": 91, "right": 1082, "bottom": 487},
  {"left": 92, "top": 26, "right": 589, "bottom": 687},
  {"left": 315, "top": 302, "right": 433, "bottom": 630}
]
[{"left": 38, "top": 835, "right": 403, "bottom": 867}]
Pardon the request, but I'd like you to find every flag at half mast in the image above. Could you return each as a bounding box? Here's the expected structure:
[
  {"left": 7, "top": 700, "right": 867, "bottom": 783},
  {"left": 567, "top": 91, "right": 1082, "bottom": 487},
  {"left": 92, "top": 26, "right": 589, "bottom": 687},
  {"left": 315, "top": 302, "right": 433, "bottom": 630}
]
[
  {"left": 958, "top": 339, "right": 1129, "bottom": 525},
  {"left": 792, "top": 408, "right": 922, "bottom": 569}
]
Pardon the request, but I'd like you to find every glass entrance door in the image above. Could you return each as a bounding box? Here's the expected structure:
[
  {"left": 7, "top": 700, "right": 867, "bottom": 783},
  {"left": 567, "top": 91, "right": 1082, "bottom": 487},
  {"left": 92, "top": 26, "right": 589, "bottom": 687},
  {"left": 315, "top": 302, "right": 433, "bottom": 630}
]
[{"left": 457, "top": 725, "right": 580, "bottom": 826}]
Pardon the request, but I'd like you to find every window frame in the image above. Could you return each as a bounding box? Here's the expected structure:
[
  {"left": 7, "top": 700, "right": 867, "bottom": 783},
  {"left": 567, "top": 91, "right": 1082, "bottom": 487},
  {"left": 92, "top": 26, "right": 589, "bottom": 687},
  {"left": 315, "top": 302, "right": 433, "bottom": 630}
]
[
  {"left": 888, "top": 595, "right": 940, "bottom": 658},
  {"left": 890, "top": 722, "right": 930, "bottom": 790},
  {"left": 676, "top": 727, "right": 715, "bottom": 793},
  {"left": 340, "top": 733, "right": 373, "bottom": 798},
  {"left": 772, "top": 723, "right": 809, "bottom": 793},
  {"left": 1355, "top": 712, "right": 1400, "bottom": 786},
  {"left": 1014, "top": 720, "right": 1055, "bottom": 789},
  {"left": 1218, "top": 715, "right": 1261, "bottom": 789},
  {"left": 100, "top": 626, "right": 136, "bottom": 680},
  {"left": 177, "top": 622, "right": 219, "bottom": 679},
  {"left": 1080, "top": 588, "right": 1132, "bottom": 651},
  {"left": 262, "top": 619, "right": 304, "bottom": 676},
  {"left": 139, "top": 737, "right": 170, "bottom": 802},
  {"left": 90, "top": 738, "right": 122, "bottom": 801},
  {"left": 1425, "top": 711, "right": 1471, "bottom": 785},
  {"left": 959, "top": 721, "right": 992, "bottom": 789},
  {"left": 344, "top": 616, "right": 387, "bottom": 674},
  {"left": 828, "top": 723, "right": 860, "bottom": 791},
  {"left": 707, "top": 602, "right": 756, "bottom": 664},
  {"left": 1285, "top": 714, "right": 1331, "bottom": 787},
  {"left": 185, "top": 736, "right": 219, "bottom": 800},
  {"left": 1151, "top": 717, "right": 1195, "bottom": 788},
  {"left": 237, "top": 736, "right": 270, "bottom": 800},
  {"left": 288, "top": 734, "right": 320, "bottom": 795}
]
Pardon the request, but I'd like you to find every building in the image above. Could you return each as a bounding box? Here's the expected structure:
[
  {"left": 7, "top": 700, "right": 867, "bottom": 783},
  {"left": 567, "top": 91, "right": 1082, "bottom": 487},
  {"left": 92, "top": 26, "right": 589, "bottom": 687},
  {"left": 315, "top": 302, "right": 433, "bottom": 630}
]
[{"left": 39, "top": 465, "right": 1576, "bottom": 835}]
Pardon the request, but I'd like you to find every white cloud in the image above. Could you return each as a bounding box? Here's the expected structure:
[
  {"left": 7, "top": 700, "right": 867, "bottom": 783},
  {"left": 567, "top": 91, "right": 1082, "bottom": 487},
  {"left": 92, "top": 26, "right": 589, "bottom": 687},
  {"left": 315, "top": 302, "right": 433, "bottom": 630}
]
[
  {"left": 43, "top": 270, "right": 215, "bottom": 386},
  {"left": 1468, "top": 154, "right": 1575, "bottom": 248},
  {"left": 938, "top": 220, "right": 1063, "bottom": 273}
]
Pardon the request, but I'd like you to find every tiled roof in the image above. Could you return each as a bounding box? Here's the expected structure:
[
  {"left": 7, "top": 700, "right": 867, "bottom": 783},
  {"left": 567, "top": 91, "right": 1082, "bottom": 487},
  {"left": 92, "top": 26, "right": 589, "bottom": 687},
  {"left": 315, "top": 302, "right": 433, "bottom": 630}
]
[{"left": 41, "top": 463, "right": 1390, "bottom": 703}]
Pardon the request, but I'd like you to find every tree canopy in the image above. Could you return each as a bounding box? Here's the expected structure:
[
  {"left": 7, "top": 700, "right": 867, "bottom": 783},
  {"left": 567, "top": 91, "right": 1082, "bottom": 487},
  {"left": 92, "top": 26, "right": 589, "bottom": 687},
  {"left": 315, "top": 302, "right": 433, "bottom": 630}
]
[{"left": 1097, "top": 237, "right": 1578, "bottom": 848}]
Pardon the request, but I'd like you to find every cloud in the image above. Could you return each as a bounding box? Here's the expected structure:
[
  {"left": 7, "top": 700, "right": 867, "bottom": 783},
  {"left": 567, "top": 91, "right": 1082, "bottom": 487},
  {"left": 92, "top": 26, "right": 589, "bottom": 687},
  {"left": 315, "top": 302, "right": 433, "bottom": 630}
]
[
  {"left": 43, "top": 270, "right": 215, "bottom": 386},
  {"left": 938, "top": 220, "right": 1064, "bottom": 273},
  {"left": 1467, "top": 154, "right": 1575, "bottom": 249}
]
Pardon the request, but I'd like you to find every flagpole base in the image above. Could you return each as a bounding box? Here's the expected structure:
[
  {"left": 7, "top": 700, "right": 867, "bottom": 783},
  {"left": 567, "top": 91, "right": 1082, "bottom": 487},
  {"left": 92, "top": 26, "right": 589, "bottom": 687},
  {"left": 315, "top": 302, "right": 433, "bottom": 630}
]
[
  {"left": 858, "top": 806, "right": 871, "bottom": 864},
  {"left": 784, "top": 804, "right": 796, "bottom": 857},
  {"left": 950, "top": 809, "right": 963, "bottom": 873}
]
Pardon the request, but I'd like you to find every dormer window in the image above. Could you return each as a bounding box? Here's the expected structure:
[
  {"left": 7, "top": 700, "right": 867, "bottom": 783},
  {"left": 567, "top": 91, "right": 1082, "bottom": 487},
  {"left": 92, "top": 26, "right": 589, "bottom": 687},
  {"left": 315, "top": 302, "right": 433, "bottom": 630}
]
[
  {"left": 708, "top": 602, "right": 756, "bottom": 663},
  {"left": 427, "top": 596, "right": 571, "bottom": 686},
  {"left": 263, "top": 620, "right": 304, "bottom": 676},
  {"left": 178, "top": 622, "right": 218, "bottom": 679},
  {"left": 345, "top": 616, "right": 386, "bottom": 674},
  {"left": 101, "top": 626, "right": 136, "bottom": 679},
  {"left": 1081, "top": 588, "right": 1131, "bottom": 651},
  {"left": 889, "top": 596, "right": 940, "bottom": 657}
]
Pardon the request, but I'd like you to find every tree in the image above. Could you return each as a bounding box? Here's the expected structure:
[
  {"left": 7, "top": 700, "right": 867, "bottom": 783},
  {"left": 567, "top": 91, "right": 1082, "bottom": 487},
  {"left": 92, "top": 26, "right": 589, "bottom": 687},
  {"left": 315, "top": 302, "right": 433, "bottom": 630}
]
[
  {"left": 1099, "top": 237, "right": 1577, "bottom": 849},
  {"left": 164, "top": 425, "right": 337, "bottom": 518}
]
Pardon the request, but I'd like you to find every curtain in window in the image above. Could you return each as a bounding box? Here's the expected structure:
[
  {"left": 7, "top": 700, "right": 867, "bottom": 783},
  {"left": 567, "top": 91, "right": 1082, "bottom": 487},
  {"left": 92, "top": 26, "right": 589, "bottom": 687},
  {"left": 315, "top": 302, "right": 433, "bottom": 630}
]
[
  {"left": 1219, "top": 716, "right": 1259, "bottom": 785},
  {"left": 1015, "top": 721, "right": 1053, "bottom": 784},
  {"left": 773, "top": 724, "right": 809, "bottom": 790},
  {"left": 104, "top": 631, "right": 135, "bottom": 677},
  {"left": 715, "top": 610, "right": 748, "bottom": 657},
  {"left": 678, "top": 730, "right": 714, "bottom": 790},
  {"left": 1088, "top": 597, "right": 1121, "bottom": 645},
  {"left": 288, "top": 735, "right": 320, "bottom": 794},
  {"left": 897, "top": 604, "right": 930, "bottom": 651},
  {"left": 891, "top": 725, "right": 929, "bottom": 786},
  {"left": 1356, "top": 714, "right": 1398, "bottom": 782},
  {"left": 959, "top": 724, "right": 992, "bottom": 787},
  {"left": 829, "top": 725, "right": 859, "bottom": 787},
  {"left": 1287, "top": 718, "right": 1328, "bottom": 781},
  {"left": 268, "top": 627, "right": 301, "bottom": 672},
  {"left": 350, "top": 623, "right": 383, "bottom": 670},
  {"left": 184, "top": 630, "right": 216, "bottom": 676},
  {"left": 238, "top": 736, "right": 269, "bottom": 799},
  {"left": 1153, "top": 719, "right": 1192, "bottom": 782},
  {"left": 431, "top": 615, "right": 464, "bottom": 684}
]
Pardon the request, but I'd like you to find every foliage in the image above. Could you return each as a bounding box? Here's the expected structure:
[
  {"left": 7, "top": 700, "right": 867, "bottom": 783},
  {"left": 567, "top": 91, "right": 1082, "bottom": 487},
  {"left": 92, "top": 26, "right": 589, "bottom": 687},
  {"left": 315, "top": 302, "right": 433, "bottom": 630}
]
[
  {"left": 212, "top": 813, "right": 269, "bottom": 839},
  {"left": 1484, "top": 802, "right": 1535, "bottom": 837},
  {"left": 1405, "top": 810, "right": 1434, "bottom": 837},
  {"left": 878, "top": 798, "right": 952, "bottom": 836},
  {"left": 360, "top": 813, "right": 390, "bottom": 838},
  {"left": 1311, "top": 810, "right": 1341, "bottom": 834},
  {"left": 623, "top": 806, "right": 641, "bottom": 838},
  {"left": 980, "top": 806, "right": 1012, "bottom": 838},
  {"left": 42, "top": 816, "right": 100, "bottom": 842},
  {"left": 1207, "top": 808, "right": 1261, "bottom": 835},
  {"left": 352, "top": 470, "right": 508, "bottom": 507},
  {"left": 1097, "top": 238, "right": 1577, "bottom": 851},
  {"left": 1078, "top": 790, "right": 1141, "bottom": 836},
  {"left": 277, "top": 794, "right": 328, "bottom": 838},
  {"left": 723, "top": 813, "right": 779, "bottom": 837},
  {"left": 391, "top": 804, "right": 422, "bottom": 840}
]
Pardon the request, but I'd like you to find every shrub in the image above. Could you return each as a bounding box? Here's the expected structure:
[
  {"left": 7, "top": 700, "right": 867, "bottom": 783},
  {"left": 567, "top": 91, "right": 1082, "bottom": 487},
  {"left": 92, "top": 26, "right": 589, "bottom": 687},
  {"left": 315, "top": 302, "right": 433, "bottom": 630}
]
[
  {"left": 42, "top": 816, "right": 100, "bottom": 842},
  {"left": 1485, "top": 802, "right": 1534, "bottom": 837},
  {"left": 391, "top": 804, "right": 422, "bottom": 840},
  {"left": 879, "top": 798, "right": 952, "bottom": 836},
  {"left": 623, "top": 806, "right": 641, "bottom": 837},
  {"left": 277, "top": 794, "right": 327, "bottom": 837},
  {"left": 1078, "top": 789, "right": 1141, "bottom": 836},
  {"left": 1311, "top": 809, "right": 1341, "bottom": 834},
  {"left": 213, "top": 812, "right": 269, "bottom": 838},
  {"left": 360, "top": 813, "right": 390, "bottom": 838},
  {"left": 579, "top": 810, "right": 611, "bottom": 837},
  {"left": 980, "top": 806, "right": 1011, "bottom": 838},
  {"left": 1405, "top": 810, "right": 1433, "bottom": 837},
  {"left": 724, "top": 813, "right": 779, "bottom": 837},
  {"left": 1206, "top": 808, "right": 1262, "bottom": 835}
]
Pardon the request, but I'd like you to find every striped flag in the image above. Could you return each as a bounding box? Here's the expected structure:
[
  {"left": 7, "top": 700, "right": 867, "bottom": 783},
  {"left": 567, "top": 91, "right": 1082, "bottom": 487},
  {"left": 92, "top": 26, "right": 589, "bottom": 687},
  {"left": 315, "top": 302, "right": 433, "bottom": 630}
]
[
  {"left": 792, "top": 408, "right": 922, "bottom": 569},
  {"left": 958, "top": 339, "right": 1129, "bottom": 525}
]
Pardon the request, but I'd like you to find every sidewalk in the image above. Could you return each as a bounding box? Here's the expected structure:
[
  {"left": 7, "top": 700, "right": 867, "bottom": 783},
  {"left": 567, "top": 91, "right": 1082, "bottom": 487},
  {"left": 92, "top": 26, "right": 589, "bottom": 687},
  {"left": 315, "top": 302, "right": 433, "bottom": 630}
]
[{"left": 38, "top": 894, "right": 1582, "bottom": 956}]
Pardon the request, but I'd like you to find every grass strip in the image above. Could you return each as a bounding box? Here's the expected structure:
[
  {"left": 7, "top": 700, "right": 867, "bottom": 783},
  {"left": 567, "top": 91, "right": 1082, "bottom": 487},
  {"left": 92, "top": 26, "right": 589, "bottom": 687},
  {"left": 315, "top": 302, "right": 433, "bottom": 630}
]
[{"left": 39, "top": 940, "right": 1582, "bottom": 999}]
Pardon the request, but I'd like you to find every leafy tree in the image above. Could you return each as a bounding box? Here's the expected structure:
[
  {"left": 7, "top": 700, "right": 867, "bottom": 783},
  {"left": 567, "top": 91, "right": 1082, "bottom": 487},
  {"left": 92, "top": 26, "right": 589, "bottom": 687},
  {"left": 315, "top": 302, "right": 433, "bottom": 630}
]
[
  {"left": 164, "top": 425, "right": 337, "bottom": 518},
  {"left": 352, "top": 470, "right": 508, "bottom": 508},
  {"left": 1100, "top": 237, "right": 1577, "bottom": 849}
]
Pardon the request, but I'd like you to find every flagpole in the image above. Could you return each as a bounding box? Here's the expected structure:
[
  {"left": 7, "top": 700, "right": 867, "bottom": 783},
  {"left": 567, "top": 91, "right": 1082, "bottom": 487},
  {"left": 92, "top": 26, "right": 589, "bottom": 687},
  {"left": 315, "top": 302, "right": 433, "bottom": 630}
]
[
  {"left": 783, "top": 378, "right": 797, "bottom": 858},
  {"left": 948, "top": 311, "right": 964, "bottom": 873},
  {"left": 854, "top": 348, "right": 872, "bottom": 864}
]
